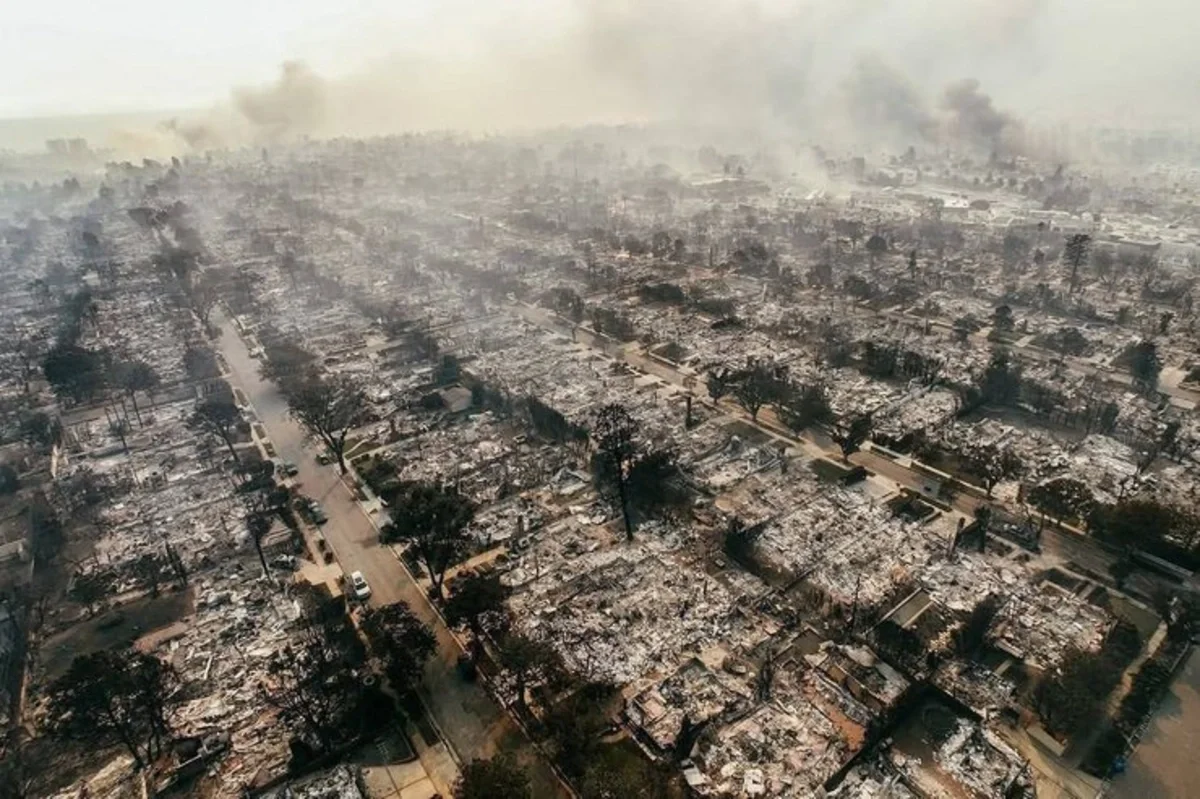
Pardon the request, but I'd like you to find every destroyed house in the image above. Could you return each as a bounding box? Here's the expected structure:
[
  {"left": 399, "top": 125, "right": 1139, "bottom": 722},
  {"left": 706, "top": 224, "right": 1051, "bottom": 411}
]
[
  {"left": 627, "top": 658, "right": 750, "bottom": 755},
  {"left": 692, "top": 683, "right": 866, "bottom": 798},
  {"left": 813, "top": 644, "right": 911, "bottom": 716}
]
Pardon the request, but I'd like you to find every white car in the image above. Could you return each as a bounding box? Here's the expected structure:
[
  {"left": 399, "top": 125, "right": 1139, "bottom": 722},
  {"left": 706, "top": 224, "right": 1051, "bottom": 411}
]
[{"left": 348, "top": 570, "right": 371, "bottom": 601}]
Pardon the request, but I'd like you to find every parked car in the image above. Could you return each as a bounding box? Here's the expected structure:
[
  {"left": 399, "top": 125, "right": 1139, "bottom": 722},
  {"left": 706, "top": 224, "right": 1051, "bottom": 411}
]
[
  {"left": 316, "top": 452, "right": 332, "bottom": 465},
  {"left": 348, "top": 570, "right": 371, "bottom": 601},
  {"left": 297, "top": 496, "right": 329, "bottom": 525},
  {"left": 277, "top": 461, "right": 299, "bottom": 477}
]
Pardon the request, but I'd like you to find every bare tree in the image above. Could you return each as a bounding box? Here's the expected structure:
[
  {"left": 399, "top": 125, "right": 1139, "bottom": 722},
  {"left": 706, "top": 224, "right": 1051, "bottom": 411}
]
[
  {"left": 730, "top": 362, "right": 785, "bottom": 422},
  {"left": 109, "top": 417, "right": 131, "bottom": 454},
  {"left": 114, "top": 360, "right": 159, "bottom": 426},
  {"left": 592, "top": 403, "right": 639, "bottom": 540},
  {"left": 285, "top": 375, "right": 370, "bottom": 474},
  {"left": 865, "top": 233, "right": 888, "bottom": 270},
  {"left": 6, "top": 332, "right": 45, "bottom": 394},
  {"left": 1092, "top": 246, "right": 1121, "bottom": 294},
  {"left": 960, "top": 443, "right": 1023, "bottom": 498},
  {"left": 187, "top": 397, "right": 242, "bottom": 461},
  {"left": 187, "top": 271, "right": 221, "bottom": 331},
  {"left": 244, "top": 503, "right": 278, "bottom": 577},
  {"left": 131, "top": 553, "right": 164, "bottom": 599},
  {"left": 68, "top": 571, "right": 108, "bottom": 617},
  {"left": 1063, "top": 234, "right": 1091, "bottom": 294}
]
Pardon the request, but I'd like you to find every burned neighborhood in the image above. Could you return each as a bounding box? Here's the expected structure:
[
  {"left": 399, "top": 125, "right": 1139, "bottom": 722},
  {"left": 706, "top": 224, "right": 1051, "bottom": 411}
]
[{"left": 3, "top": 3, "right": 1200, "bottom": 798}]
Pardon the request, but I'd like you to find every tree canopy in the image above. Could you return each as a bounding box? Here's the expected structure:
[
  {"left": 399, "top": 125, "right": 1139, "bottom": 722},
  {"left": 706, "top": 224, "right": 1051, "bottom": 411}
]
[
  {"left": 592, "top": 403, "right": 640, "bottom": 540},
  {"left": 777, "top": 381, "right": 833, "bottom": 435},
  {"left": 188, "top": 396, "right": 243, "bottom": 461},
  {"left": 284, "top": 374, "right": 371, "bottom": 474},
  {"left": 1028, "top": 478, "right": 1095, "bottom": 527},
  {"left": 454, "top": 755, "right": 532, "bottom": 799},
  {"left": 259, "top": 610, "right": 367, "bottom": 755},
  {"left": 20, "top": 411, "right": 63, "bottom": 450},
  {"left": 260, "top": 337, "right": 318, "bottom": 383},
  {"left": 182, "top": 345, "right": 220, "bottom": 382},
  {"left": 445, "top": 570, "right": 511, "bottom": 662},
  {"left": 959, "top": 443, "right": 1023, "bottom": 497},
  {"left": 29, "top": 498, "right": 65, "bottom": 565},
  {"left": 361, "top": 603, "right": 436, "bottom": 695},
  {"left": 978, "top": 349, "right": 1022, "bottom": 407},
  {"left": 1063, "top": 233, "right": 1091, "bottom": 294},
  {"left": 592, "top": 447, "right": 689, "bottom": 529},
  {"left": 544, "top": 683, "right": 621, "bottom": 780},
  {"left": 381, "top": 481, "right": 475, "bottom": 599},
  {"left": 722, "top": 361, "right": 787, "bottom": 422},
  {"left": 953, "top": 595, "right": 1003, "bottom": 657},
  {"left": 1128, "top": 339, "right": 1161, "bottom": 393},
  {"left": 1035, "top": 621, "right": 1142, "bottom": 737},
  {"left": 497, "top": 632, "right": 565, "bottom": 716},
  {"left": 47, "top": 649, "right": 179, "bottom": 770},
  {"left": 1091, "top": 498, "right": 1200, "bottom": 558},
  {"left": 833, "top": 413, "right": 873, "bottom": 460},
  {"left": 43, "top": 343, "right": 109, "bottom": 404}
]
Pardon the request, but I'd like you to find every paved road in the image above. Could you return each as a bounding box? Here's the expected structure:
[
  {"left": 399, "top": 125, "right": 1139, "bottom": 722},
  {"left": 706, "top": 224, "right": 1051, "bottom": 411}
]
[
  {"left": 1109, "top": 647, "right": 1200, "bottom": 799},
  {"left": 215, "top": 314, "right": 567, "bottom": 798}
]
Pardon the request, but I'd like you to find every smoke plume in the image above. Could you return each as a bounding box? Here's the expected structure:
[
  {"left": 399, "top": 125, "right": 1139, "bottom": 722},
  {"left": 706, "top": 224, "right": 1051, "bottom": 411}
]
[
  {"left": 161, "top": 118, "right": 225, "bottom": 151},
  {"left": 941, "top": 78, "right": 1022, "bottom": 153},
  {"left": 842, "top": 57, "right": 937, "bottom": 146},
  {"left": 87, "top": 0, "right": 1200, "bottom": 159},
  {"left": 232, "top": 61, "right": 326, "bottom": 142}
]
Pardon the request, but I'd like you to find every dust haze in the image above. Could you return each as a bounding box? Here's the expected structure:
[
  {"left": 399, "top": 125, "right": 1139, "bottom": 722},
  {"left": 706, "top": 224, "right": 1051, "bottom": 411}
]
[{"left": 107, "top": 0, "right": 1200, "bottom": 159}]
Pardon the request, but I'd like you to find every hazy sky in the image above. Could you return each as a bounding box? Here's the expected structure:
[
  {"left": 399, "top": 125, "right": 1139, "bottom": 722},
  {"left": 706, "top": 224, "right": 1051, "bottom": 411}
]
[
  {"left": 3, "top": 0, "right": 1198, "bottom": 131},
  {"left": 0, "top": 0, "right": 551, "bottom": 118}
]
